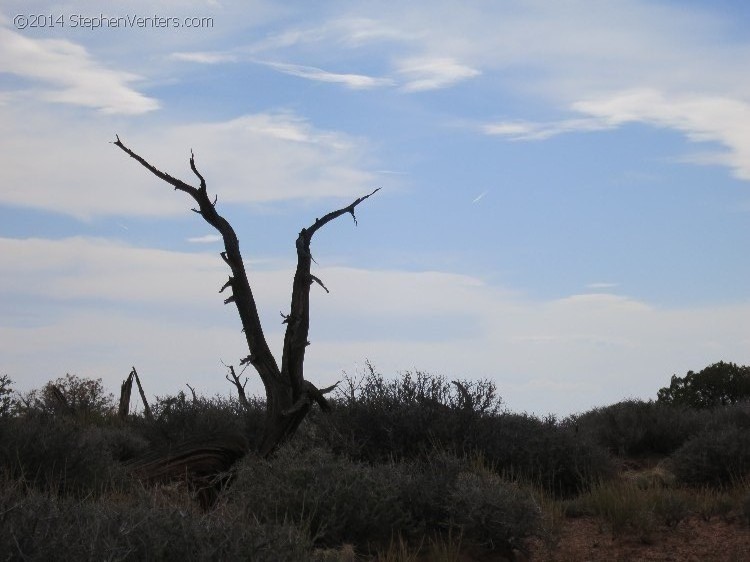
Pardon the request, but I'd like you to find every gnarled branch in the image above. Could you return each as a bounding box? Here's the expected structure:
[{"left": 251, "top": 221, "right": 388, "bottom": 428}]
[{"left": 115, "top": 136, "right": 378, "bottom": 458}]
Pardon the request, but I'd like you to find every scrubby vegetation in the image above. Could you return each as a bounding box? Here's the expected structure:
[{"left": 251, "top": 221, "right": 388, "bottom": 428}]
[{"left": 1, "top": 362, "right": 750, "bottom": 560}]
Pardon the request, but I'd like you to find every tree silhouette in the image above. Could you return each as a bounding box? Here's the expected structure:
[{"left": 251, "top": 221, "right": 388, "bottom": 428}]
[
  {"left": 657, "top": 361, "right": 750, "bottom": 408},
  {"left": 114, "top": 136, "right": 378, "bottom": 456}
]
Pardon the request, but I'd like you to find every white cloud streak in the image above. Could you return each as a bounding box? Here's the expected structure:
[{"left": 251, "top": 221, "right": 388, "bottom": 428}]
[
  {"left": 484, "top": 89, "right": 750, "bottom": 181},
  {"left": 263, "top": 61, "right": 393, "bottom": 89},
  {"left": 483, "top": 117, "right": 616, "bottom": 140},
  {"left": 0, "top": 104, "right": 376, "bottom": 218},
  {"left": 171, "top": 51, "right": 238, "bottom": 64},
  {"left": 573, "top": 89, "right": 750, "bottom": 181},
  {"left": 187, "top": 234, "right": 222, "bottom": 244},
  {"left": 0, "top": 23, "right": 158, "bottom": 114},
  {"left": 396, "top": 56, "right": 480, "bottom": 92}
]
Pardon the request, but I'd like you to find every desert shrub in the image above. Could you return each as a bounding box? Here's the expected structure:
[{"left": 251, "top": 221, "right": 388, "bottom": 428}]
[
  {"left": 131, "top": 391, "right": 264, "bottom": 449},
  {"left": 15, "top": 374, "right": 115, "bottom": 422},
  {"left": 704, "top": 400, "right": 750, "bottom": 431},
  {"left": 446, "top": 469, "right": 539, "bottom": 555},
  {"left": 227, "top": 440, "right": 416, "bottom": 549},
  {"left": 395, "top": 449, "right": 467, "bottom": 531},
  {"left": 317, "top": 367, "right": 611, "bottom": 496},
  {"left": 0, "top": 416, "right": 140, "bottom": 496},
  {"left": 571, "top": 399, "right": 707, "bottom": 457},
  {"left": 657, "top": 361, "right": 750, "bottom": 408},
  {"left": 227, "top": 442, "right": 540, "bottom": 555},
  {"left": 470, "top": 413, "right": 613, "bottom": 496},
  {"left": 670, "top": 426, "right": 750, "bottom": 486},
  {"left": 320, "top": 366, "right": 502, "bottom": 461},
  {"left": 0, "top": 480, "right": 313, "bottom": 561}
]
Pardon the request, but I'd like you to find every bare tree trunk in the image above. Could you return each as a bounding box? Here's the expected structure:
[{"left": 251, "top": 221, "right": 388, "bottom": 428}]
[
  {"left": 225, "top": 365, "right": 250, "bottom": 410},
  {"left": 114, "top": 136, "right": 377, "bottom": 456},
  {"left": 131, "top": 366, "right": 153, "bottom": 422},
  {"left": 186, "top": 383, "right": 198, "bottom": 403},
  {"left": 118, "top": 370, "right": 134, "bottom": 420}
]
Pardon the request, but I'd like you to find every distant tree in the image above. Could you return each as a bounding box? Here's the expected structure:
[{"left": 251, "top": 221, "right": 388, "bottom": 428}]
[
  {"left": 0, "top": 375, "right": 13, "bottom": 418},
  {"left": 18, "top": 374, "right": 115, "bottom": 418},
  {"left": 657, "top": 361, "right": 750, "bottom": 408}
]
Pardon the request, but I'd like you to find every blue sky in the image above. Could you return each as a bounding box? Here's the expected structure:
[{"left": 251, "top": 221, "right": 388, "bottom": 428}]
[{"left": 1, "top": 0, "right": 748, "bottom": 416}]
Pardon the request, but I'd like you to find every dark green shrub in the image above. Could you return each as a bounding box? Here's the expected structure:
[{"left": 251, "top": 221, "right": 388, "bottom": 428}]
[
  {"left": 320, "top": 366, "right": 502, "bottom": 462},
  {"left": 316, "top": 367, "right": 611, "bottom": 497},
  {"left": 0, "top": 416, "right": 137, "bottom": 496},
  {"left": 705, "top": 401, "right": 750, "bottom": 431},
  {"left": 227, "top": 441, "right": 416, "bottom": 549},
  {"left": 571, "top": 399, "right": 706, "bottom": 456},
  {"left": 657, "top": 361, "right": 750, "bottom": 408},
  {"left": 670, "top": 426, "right": 750, "bottom": 486},
  {"left": 227, "top": 442, "right": 540, "bottom": 555},
  {"left": 446, "top": 469, "right": 539, "bottom": 555},
  {"left": 0, "top": 480, "right": 312, "bottom": 561},
  {"left": 469, "top": 413, "right": 613, "bottom": 496},
  {"left": 397, "top": 449, "right": 466, "bottom": 530},
  {"left": 131, "top": 392, "right": 263, "bottom": 449},
  {"left": 16, "top": 374, "right": 115, "bottom": 422}
]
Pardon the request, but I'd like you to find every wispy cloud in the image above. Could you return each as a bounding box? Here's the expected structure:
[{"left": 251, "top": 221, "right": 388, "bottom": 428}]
[
  {"left": 485, "top": 89, "right": 750, "bottom": 181},
  {"left": 171, "top": 51, "right": 238, "bottom": 64},
  {"left": 483, "top": 117, "right": 616, "bottom": 140},
  {"left": 0, "top": 105, "right": 376, "bottom": 218},
  {"left": 263, "top": 61, "right": 393, "bottom": 89},
  {"left": 0, "top": 24, "right": 157, "bottom": 114},
  {"left": 187, "top": 234, "right": 222, "bottom": 244},
  {"left": 573, "top": 89, "right": 750, "bottom": 180},
  {"left": 397, "top": 56, "right": 480, "bottom": 92}
]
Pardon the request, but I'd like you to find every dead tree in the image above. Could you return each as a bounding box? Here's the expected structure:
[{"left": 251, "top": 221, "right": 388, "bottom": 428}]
[
  {"left": 131, "top": 366, "right": 153, "bottom": 422},
  {"left": 117, "top": 366, "right": 153, "bottom": 421},
  {"left": 225, "top": 364, "right": 250, "bottom": 410},
  {"left": 114, "top": 136, "right": 378, "bottom": 456},
  {"left": 118, "top": 371, "right": 133, "bottom": 420}
]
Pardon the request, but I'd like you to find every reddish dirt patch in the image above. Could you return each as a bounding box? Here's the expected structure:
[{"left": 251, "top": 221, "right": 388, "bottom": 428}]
[{"left": 528, "top": 515, "right": 750, "bottom": 561}]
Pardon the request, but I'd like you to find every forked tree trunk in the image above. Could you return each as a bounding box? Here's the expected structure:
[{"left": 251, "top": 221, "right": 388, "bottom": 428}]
[{"left": 114, "top": 136, "right": 377, "bottom": 456}]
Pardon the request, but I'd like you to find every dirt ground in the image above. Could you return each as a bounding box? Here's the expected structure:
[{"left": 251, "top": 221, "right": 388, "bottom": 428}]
[{"left": 527, "top": 515, "right": 750, "bottom": 561}]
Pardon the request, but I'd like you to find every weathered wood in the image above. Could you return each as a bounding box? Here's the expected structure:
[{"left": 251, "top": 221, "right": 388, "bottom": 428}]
[
  {"left": 114, "top": 137, "right": 376, "bottom": 457},
  {"left": 131, "top": 366, "right": 153, "bottom": 422},
  {"left": 118, "top": 370, "right": 134, "bottom": 420}
]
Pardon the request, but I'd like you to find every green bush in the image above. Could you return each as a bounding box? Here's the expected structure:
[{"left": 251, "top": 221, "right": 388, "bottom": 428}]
[
  {"left": 469, "top": 413, "right": 613, "bottom": 496},
  {"left": 226, "top": 441, "right": 540, "bottom": 555},
  {"left": 571, "top": 399, "right": 706, "bottom": 457},
  {"left": 0, "top": 480, "right": 313, "bottom": 561},
  {"left": 320, "top": 366, "right": 502, "bottom": 461},
  {"left": 317, "top": 367, "right": 612, "bottom": 497},
  {"left": 227, "top": 441, "right": 416, "bottom": 549},
  {"left": 670, "top": 426, "right": 750, "bottom": 486},
  {"left": 0, "top": 416, "right": 140, "bottom": 496},
  {"left": 131, "top": 392, "right": 263, "bottom": 449},
  {"left": 15, "top": 374, "right": 115, "bottom": 422},
  {"left": 446, "top": 469, "right": 539, "bottom": 555},
  {"left": 657, "top": 361, "right": 750, "bottom": 408}
]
